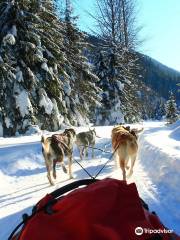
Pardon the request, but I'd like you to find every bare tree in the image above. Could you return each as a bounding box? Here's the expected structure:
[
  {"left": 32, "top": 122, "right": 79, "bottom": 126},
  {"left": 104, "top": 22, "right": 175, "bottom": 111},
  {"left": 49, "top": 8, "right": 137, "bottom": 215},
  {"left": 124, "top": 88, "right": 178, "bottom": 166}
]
[
  {"left": 94, "top": 0, "right": 141, "bottom": 49},
  {"left": 92, "top": 0, "right": 144, "bottom": 123}
]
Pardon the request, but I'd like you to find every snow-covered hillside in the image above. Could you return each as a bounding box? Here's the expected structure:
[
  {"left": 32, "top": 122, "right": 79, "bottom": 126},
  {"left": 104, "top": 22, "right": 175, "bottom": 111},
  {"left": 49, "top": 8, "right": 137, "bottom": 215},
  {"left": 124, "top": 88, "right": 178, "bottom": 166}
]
[{"left": 0, "top": 121, "right": 179, "bottom": 239}]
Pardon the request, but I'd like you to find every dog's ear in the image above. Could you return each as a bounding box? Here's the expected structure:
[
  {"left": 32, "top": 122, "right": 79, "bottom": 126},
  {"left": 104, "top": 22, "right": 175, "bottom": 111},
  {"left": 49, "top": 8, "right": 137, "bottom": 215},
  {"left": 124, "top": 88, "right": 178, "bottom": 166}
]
[
  {"left": 71, "top": 129, "right": 76, "bottom": 136},
  {"left": 124, "top": 126, "right": 130, "bottom": 131}
]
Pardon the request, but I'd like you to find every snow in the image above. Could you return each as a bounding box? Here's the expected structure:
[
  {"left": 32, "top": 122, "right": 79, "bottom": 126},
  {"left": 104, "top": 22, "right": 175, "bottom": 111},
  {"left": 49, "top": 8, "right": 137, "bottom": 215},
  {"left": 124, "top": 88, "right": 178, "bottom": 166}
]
[
  {"left": 65, "top": 96, "right": 70, "bottom": 108},
  {"left": 27, "top": 67, "right": 35, "bottom": 81},
  {"left": 0, "top": 55, "right": 3, "bottom": 63},
  {"left": 74, "top": 94, "right": 80, "bottom": 104},
  {"left": 116, "top": 80, "right": 124, "bottom": 91},
  {"left": 24, "top": 125, "right": 41, "bottom": 136},
  {"left": 137, "top": 121, "right": 180, "bottom": 233},
  {"left": 35, "top": 48, "right": 44, "bottom": 62},
  {"left": 170, "top": 119, "right": 180, "bottom": 129},
  {"left": 15, "top": 90, "right": 33, "bottom": 118},
  {"left": 10, "top": 25, "right": 17, "bottom": 37},
  {"left": 41, "top": 62, "right": 49, "bottom": 72},
  {"left": 0, "top": 121, "right": 179, "bottom": 239},
  {"left": 137, "top": 90, "right": 142, "bottom": 98},
  {"left": 3, "top": 33, "right": 16, "bottom": 45},
  {"left": 0, "top": 122, "right": 3, "bottom": 137},
  {"left": 39, "top": 89, "right": 53, "bottom": 115},
  {"left": 51, "top": 99, "right": 64, "bottom": 126},
  {"left": 4, "top": 117, "right": 12, "bottom": 128},
  {"left": 62, "top": 100, "right": 66, "bottom": 109},
  {"left": 111, "top": 108, "right": 124, "bottom": 123},
  {"left": 169, "top": 126, "right": 180, "bottom": 140},
  {"left": 16, "top": 68, "right": 23, "bottom": 82},
  {"left": 63, "top": 81, "right": 71, "bottom": 96},
  {"left": 73, "top": 109, "right": 89, "bottom": 126},
  {"left": 45, "top": 49, "right": 54, "bottom": 58}
]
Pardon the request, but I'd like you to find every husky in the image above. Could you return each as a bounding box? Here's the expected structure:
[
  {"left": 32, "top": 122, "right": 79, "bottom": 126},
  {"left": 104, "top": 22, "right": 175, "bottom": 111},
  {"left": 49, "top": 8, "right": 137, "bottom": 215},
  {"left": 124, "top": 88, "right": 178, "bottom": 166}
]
[
  {"left": 111, "top": 125, "right": 140, "bottom": 181},
  {"left": 41, "top": 128, "right": 76, "bottom": 185},
  {"left": 75, "top": 128, "right": 97, "bottom": 160}
]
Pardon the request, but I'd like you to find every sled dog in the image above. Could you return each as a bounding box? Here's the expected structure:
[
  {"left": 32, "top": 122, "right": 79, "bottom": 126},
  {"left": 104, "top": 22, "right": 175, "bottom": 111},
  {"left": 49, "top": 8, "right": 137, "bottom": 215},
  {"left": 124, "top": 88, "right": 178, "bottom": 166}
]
[
  {"left": 75, "top": 128, "right": 97, "bottom": 160},
  {"left": 111, "top": 125, "right": 140, "bottom": 181},
  {"left": 41, "top": 128, "right": 76, "bottom": 185}
]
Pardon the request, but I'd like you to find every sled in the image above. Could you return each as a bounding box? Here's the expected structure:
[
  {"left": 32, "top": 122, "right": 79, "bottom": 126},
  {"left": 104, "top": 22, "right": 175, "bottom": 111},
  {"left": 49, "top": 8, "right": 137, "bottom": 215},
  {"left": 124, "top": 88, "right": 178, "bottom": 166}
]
[{"left": 9, "top": 178, "right": 180, "bottom": 240}]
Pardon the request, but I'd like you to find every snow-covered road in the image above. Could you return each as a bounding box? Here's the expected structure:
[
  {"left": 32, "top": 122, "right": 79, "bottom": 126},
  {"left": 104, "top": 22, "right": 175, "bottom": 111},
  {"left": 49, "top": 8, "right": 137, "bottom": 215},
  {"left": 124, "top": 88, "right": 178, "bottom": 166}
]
[{"left": 0, "top": 121, "right": 179, "bottom": 239}]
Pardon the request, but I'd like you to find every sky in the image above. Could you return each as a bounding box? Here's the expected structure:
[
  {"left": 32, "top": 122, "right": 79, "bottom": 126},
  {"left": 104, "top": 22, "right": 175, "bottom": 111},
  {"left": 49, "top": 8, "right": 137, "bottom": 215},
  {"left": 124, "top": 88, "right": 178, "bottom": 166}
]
[{"left": 72, "top": 0, "right": 180, "bottom": 72}]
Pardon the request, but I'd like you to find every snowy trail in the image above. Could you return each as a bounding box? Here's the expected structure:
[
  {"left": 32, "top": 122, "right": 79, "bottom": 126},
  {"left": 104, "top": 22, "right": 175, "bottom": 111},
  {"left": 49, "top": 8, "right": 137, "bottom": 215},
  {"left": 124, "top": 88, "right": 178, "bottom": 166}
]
[
  {"left": 137, "top": 122, "right": 180, "bottom": 233},
  {"left": 0, "top": 122, "right": 179, "bottom": 239}
]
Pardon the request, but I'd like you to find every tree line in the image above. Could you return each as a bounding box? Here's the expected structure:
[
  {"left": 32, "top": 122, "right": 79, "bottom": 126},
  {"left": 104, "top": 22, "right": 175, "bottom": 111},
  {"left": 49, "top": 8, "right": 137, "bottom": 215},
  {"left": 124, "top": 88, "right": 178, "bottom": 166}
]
[{"left": 0, "top": 0, "right": 178, "bottom": 136}]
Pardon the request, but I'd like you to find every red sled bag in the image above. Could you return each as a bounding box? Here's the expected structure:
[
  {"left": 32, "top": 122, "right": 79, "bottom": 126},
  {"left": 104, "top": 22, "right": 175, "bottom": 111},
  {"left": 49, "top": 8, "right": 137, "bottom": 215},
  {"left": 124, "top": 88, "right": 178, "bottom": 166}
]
[{"left": 9, "top": 178, "right": 179, "bottom": 240}]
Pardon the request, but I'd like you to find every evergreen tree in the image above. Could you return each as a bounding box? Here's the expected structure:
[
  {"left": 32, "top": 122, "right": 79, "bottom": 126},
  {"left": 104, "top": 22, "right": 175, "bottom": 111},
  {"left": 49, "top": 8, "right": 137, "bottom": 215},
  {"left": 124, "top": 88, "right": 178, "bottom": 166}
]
[
  {"left": 94, "top": 50, "right": 109, "bottom": 125},
  {"left": 62, "top": 0, "right": 101, "bottom": 125},
  {"left": 0, "top": 0, "right": 68, "bottom": 136},
  {"left": 165, "top": 92, "right": 178, "bottom": 124},
  {"left": 94, "top": 44, "right": 142, "bottom": 124},
  {"left": 0, "top": 0, "right": 100, "bottom": 136},
  {"left": 177, "top": 82, "right": 180, "bottom": 92},
  {"left": 154, "top": 99, "right": 165, "bottom": 120}
]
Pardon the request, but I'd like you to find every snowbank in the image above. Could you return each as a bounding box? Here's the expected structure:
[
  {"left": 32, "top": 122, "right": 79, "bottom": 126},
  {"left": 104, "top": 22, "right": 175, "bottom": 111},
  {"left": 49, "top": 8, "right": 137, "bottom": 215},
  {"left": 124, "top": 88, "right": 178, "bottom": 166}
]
[
  {"left": 168, "top": 120, "right": 180, "bottom": 140},
  {"left": 169, "top": 126, "right": 180, "bottom": 140},
  {"left": 138, "top": 121, "right": 180, "bottom": 233}
]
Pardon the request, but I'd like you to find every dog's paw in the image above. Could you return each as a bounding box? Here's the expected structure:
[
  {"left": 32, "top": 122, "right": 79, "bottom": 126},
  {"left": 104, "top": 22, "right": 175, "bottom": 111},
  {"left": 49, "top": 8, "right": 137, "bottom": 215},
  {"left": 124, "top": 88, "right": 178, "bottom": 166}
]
[{"left": 48, "top": 176, "right": 55, "bottom": 185}]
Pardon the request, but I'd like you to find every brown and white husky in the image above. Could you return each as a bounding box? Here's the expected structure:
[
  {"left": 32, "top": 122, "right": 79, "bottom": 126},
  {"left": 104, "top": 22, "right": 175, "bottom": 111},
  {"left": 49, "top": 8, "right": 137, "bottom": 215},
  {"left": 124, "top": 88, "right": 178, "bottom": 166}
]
[
  {"left": 41, "top": 128, "right": 76, "bottom": 185},
  {"left": 111, "top": 125, "right": 142, "bottom": 181}
]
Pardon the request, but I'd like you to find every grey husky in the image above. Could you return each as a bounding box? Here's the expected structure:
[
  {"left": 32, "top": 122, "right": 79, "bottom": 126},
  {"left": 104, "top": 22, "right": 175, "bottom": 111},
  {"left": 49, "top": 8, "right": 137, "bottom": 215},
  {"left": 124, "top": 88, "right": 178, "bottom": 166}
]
[{"left": 75, "top": 128, "right": 97, "bottom": 160}]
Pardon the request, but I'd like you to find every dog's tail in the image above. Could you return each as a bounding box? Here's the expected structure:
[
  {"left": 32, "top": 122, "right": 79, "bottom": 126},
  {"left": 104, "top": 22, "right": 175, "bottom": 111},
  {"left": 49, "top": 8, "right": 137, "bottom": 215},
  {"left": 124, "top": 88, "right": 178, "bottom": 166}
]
[{"left": 131, "top": 128, "right": 144, "bottom": 134}]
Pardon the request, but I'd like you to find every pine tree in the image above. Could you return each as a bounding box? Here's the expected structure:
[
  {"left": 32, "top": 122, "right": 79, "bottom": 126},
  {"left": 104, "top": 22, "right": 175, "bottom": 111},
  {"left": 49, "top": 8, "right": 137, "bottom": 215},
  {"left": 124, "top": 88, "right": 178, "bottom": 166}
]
[
  {"left": 93, "top": 50, "right": 109, "bottom": 125},
  {"left": 0, "top": 0, "right": 67, "bottom": 136},
  {"left": 61, "top": 0, "right": 101, "bottom": 125},
  {"left": 177, "top": 82, "right": 180, "bottom": 92},
  {"left": 93, "top": 43, "right": 142, "bottom": 124},
  {"left": 165, "top": 92, "right": 179, "bottom": 124},
  {"left": 0, "top": 0, "right": 100, "bottom": 136},
  {"left": 154, "top": 99, "right": 165, "bottom": 120}
]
